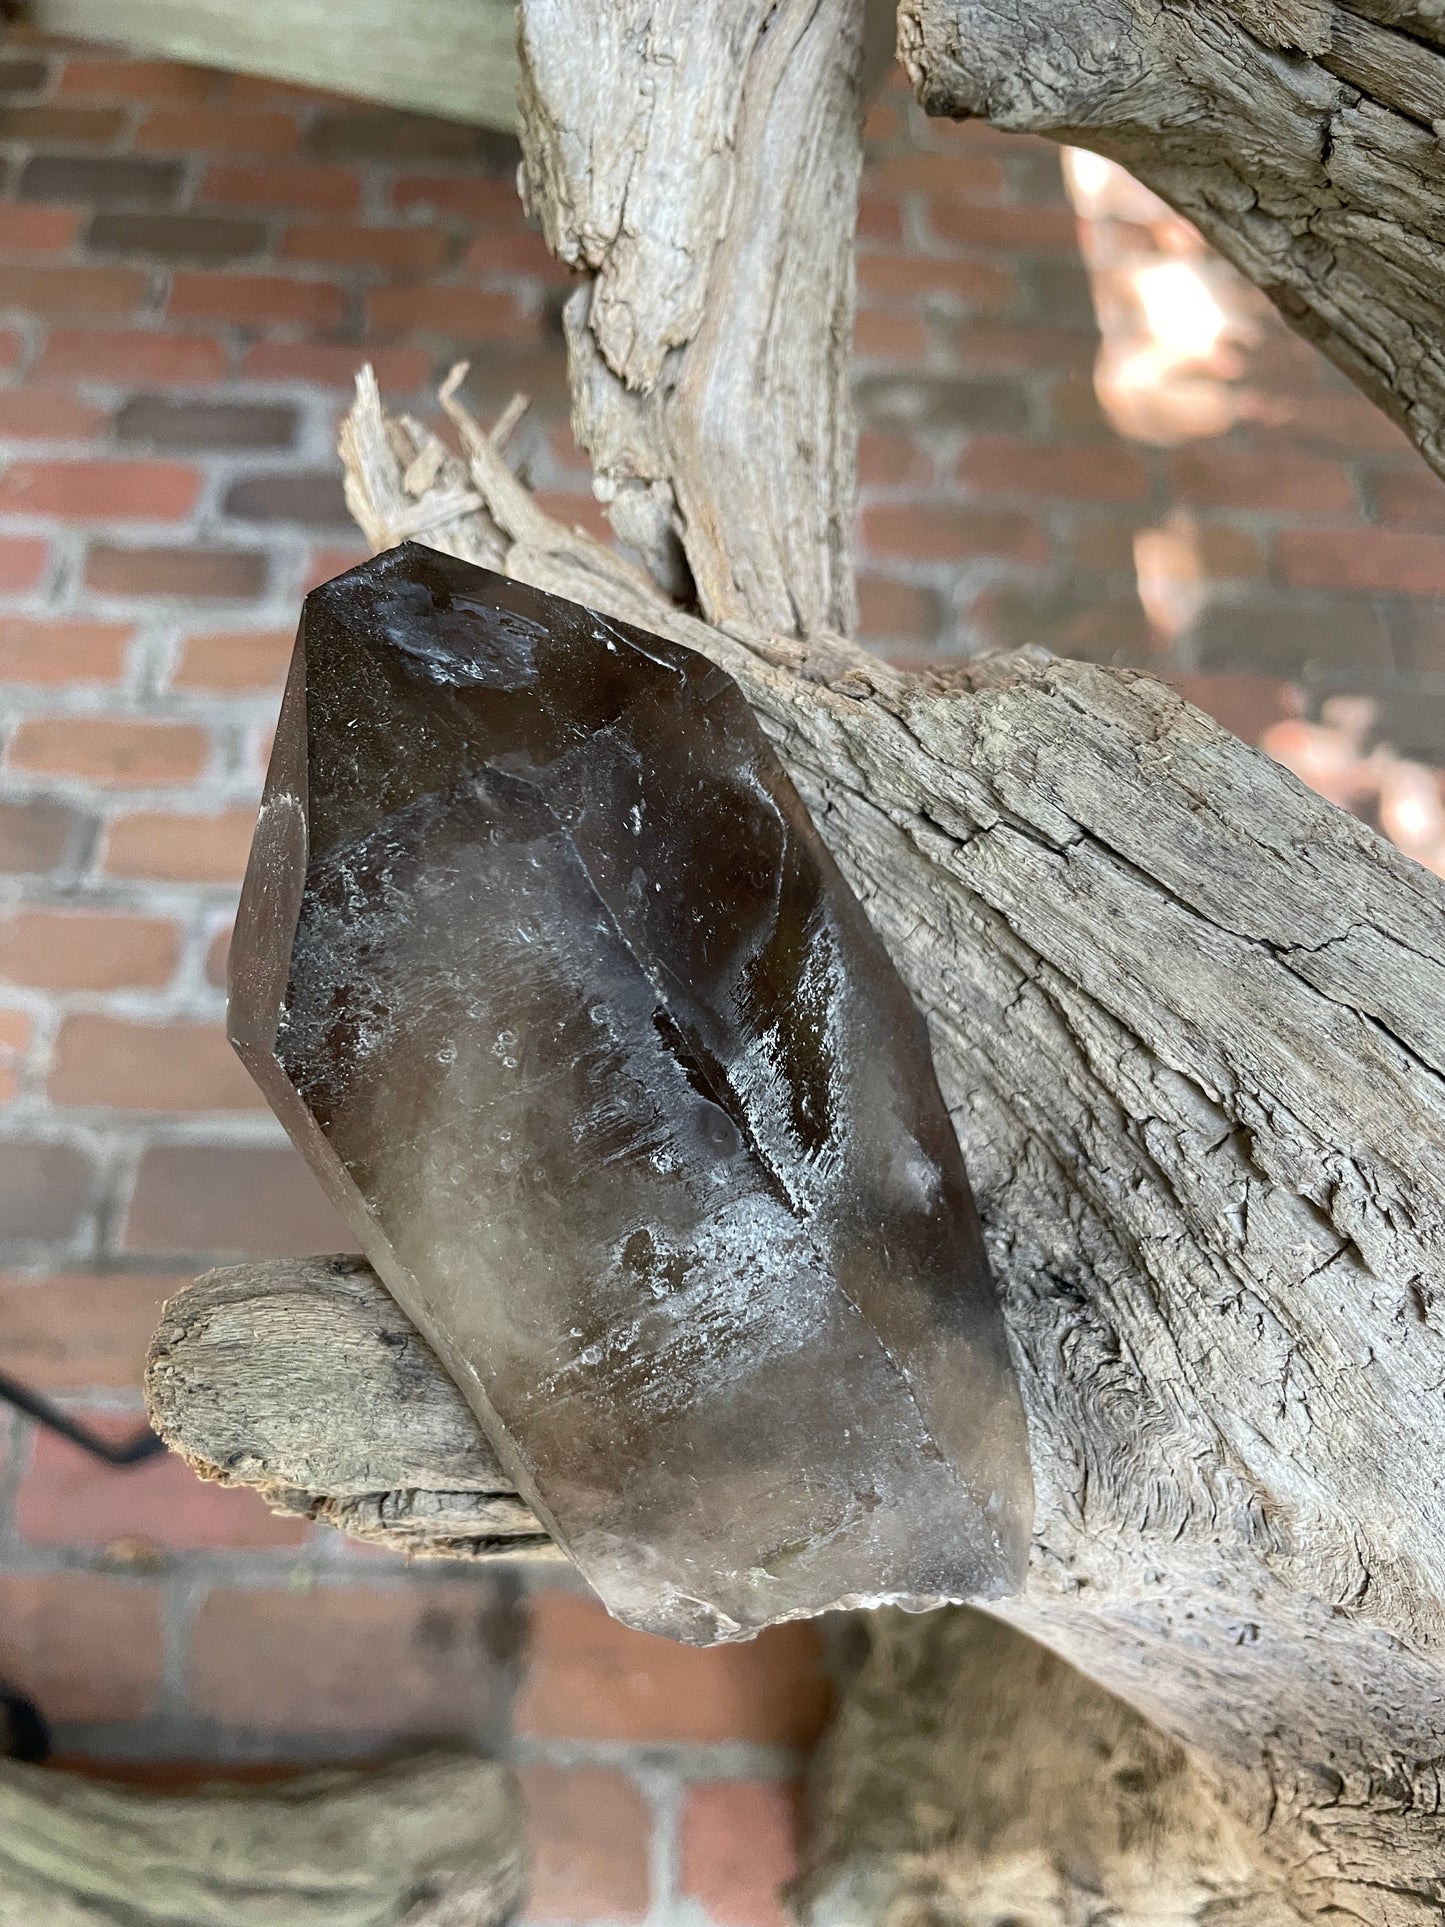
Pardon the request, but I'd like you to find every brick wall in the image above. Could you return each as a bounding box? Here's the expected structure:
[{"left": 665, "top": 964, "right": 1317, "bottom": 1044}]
[{"left": 0, "top": 24, "right": 1441, "bottom": 1926}]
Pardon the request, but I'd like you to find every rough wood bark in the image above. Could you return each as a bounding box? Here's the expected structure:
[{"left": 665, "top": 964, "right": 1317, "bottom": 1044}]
[
  {"left": 147, "top": 0, "right": 1445, "bottom": 1912},
  {"left": 899, "top": 0, "right": 1445, "bottom": 482},
  {"left": 154, "top": 361, "right": 1445, "bottom": 1919},
  {"left": 0, "top": 1750, "right": 523, "bottom": 1926},
  {"left": 517, "top": 0, "right": 863, "bottom": 634},
  {"left": 147, "top": 1257, "right": 560, "bottom": 1561},
  {"left": 792, "top": 1608, "right": 1314, "bottom": 1926}
]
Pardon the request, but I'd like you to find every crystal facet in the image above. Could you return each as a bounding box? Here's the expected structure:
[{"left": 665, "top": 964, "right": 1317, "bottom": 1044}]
[{"left": 230, "top": 543, "right": 1032, "bottom": 1642}]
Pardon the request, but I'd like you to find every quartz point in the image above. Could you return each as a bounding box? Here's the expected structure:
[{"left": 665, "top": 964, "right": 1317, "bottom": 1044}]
[{"left": 229, "top": 543, "right": 1033, "bottom": 1643}]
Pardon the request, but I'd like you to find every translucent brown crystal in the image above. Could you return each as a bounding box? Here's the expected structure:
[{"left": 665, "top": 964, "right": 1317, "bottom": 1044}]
[{"left": 230, "top": 543, "right": 1032, "bottom": 1642}]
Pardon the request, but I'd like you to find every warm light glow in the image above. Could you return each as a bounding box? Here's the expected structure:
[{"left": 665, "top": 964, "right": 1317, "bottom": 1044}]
[
  {"left": 1061, "top": 147, "right": 1259, "bottom": 445},
  {"left": 1262, "top": 698, "right": 1445, "bottom": 877},
  {"left": 1133, "top": 263, "right": 1228, "bottom": 363}
]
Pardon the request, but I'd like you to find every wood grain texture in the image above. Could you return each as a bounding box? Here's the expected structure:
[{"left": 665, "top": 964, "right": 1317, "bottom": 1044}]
[
  {"left": 148, "top": 363, "right": 1445, "bottom": 1916},
  {"left": 899, "top": 0, "right": 1445, "bottom": 482},
  {"left": 793, "top": 1608, "right": 1314, "bottom": 1926},
  {"left": 0, "top": 1751, "right": 523, "bottom": 1926},
  {"left": 31, "top": 0, "right": 520, "bottom": 130},
  {"left": 517, "top": 0, "right": 864, "bottom": 634},
  {"left": 147, "top": 1258, "right": 560, "bottom": 1560}
]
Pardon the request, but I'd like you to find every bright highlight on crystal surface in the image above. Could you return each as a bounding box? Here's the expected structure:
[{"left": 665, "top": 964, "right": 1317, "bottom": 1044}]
[{"left": 230, "top": 543, "right": 1032, "bottom": 1642}]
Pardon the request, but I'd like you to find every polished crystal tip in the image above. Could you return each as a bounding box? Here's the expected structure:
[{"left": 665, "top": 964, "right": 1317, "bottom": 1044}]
[{"left": 229, "top": 543, "right": 1033, "bottom": 1643}]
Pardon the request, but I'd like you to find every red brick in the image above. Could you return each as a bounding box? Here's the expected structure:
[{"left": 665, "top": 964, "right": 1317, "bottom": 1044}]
[
  {"left": 0, "top": 909, "right": 178, "bottom": 988},
  {"left": 0, "top": 796, "right": 76, "bottom": 873},
  {"left": 58, "top": 57, "right": 220, "bottom": 102},
  {"left": 0, "top": 104, "right": 125, "bottom": 143},
  {"left": 1194, "top": 524, "right": 1268, "bottom": 579},
  {"left": 0, "top": 328, "right": 22, "bottom": 369},
  {"left": 0, "top": 388, "right": 104, "bottom": 439},
  {"left": 870, "top": 151, "right": 1008, "bottom": 199},
  {"left": 521, "top": 1765, "right": 651, "bottom": 1924},
  {"left": 188, "top": 1583, "right": 512, "bottom": 1733},
  {"left": 206, "top": 922, "right": 230, "bottom": 986},
  {"left": 953, "top": 318, "right": 1096, "bottom": 371},
  {"left": 202, "top": 161, "right": 363, "bottom": 215},
  {"left": 302, "top": 544, "right": 370, "bottom": 593},
  {"left": 858, "top": 432, "right": 933, "bottom": 488},
  {"left": 0, "top": 616, "right": 130, "bottom": 682},
  {"left": 49, "top": 1015, "right": 263, "bottom": 1111},
  {"left": 0, "top": 1573, "right": 163, "bottom": 1723},
  {"left": 463, "top": 229, "right": 569, "bottom": 279},
  {"left": 0, "top": 1006, "right": 29, "bottom": 1102},
  {"left": 136, "top": 107, "right": 300, "bottom": 155},
  {"left": 962, "top": 438, "right": 1149, "bottom": 503},
  {"left": 366, "top": 284, "right": 533, "bottom": 340},
  {"left": 1, "top": 1140, "right": 94, "bottom": 1242},
  {"left": 103, "top": 805, "right": 258, "bottom": 882},
  {"left": 168, "top": 271, "right": 347, "bottom": 329},
  {"left": 390, "top": 176, "right": 521, "bottom": 222},
  {"left": 862, "top": 96, "right": 903, "bottom": 146},
  {"left": 1166, "top": 674, "right": 1298, "bottom": 747},
  {"left": 174, "top": 628, "right": 293, "bottom": 689},
  {"left": 516, "top": 1592, "right": 831, "bottom": 1747},
  {"left": 282, "top": 223, "right": 452, "bottom": 271},
  {"left": 0, "top": 459, "right": 200, "bottom": 520},
  {"left": 34, "top": 328, "right": 228, "bottom": 384},
  {"left": 929, "top": 202, "right": 1080, "bottom": 250},
  {"left": 533, "top": 490, "right": 611, "bottom": 544},
  {"left": 241, "top": 340, "right": 432, "bottom": 388},
  {"left": 1168, "top": 448, "right": 1355, "bottom": 513},
  {"left": 858, "top": 575, "right": 943, "bottom": 641},
  {"left": 123, "top": 1142, "right": 349, "bottom": 1257},
  {"left": 857, "top": 252, "right": 1016, "bottom": 313},
  {"left": 853, "top": 310, "right": 929, "bottom": 361},
  {"left": 0, "top": 1269, "right": 179, "bottom": 1390},
  {"left": 1368, "top": 464, "right": 1445, "bottom": 530},
  {"left": 1257, "top": 393, "right": 1410, "bottom": 459},
  {"left": 0, "top": 534, "right": 48, "bottom": 590},
  {"left": 1277, "top": 528, "right": 1445, "bottom": 595},
  {"left": 85, "top": 544, "right": 267, "bottom": 600},
  {"left": 681, "top": 1782, "right": 801, "bottom": 1927},
  {"left": 0, "top": 205, "right": 81, "bottom": 251},
  {"left": 856, "top": 193, "right": 905, "bottom": 246},
  {"left": 225, "top": 72, "right": 344, "bottom": 110},
  {"left": 8, "top": 717, "right": 207, "bottom": 785},
  {"left": 17, "top": 1422, "right": 308, "bottom": 1551},
  {"left": 0, "top": 264, "right": 146, "bottom": 316},
  {"left": 862, "top": 502, "right": 1050, "bottom": 563}
]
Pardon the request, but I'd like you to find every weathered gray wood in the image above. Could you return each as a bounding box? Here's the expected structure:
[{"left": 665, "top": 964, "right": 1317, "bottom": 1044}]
[
  {"left": 321, "top": 370, "right": 1445, "bottom": 1917},
  {"left": 0, "top": 1751, "right": 523, "bottom": 1926},
  {"left": 147, "top": 0, "right": 1445, "bottom": 1908},
  {"left": 794, "top": 1608, "right": 1313, "bottom": 1926},
  {"left": 518, "top": 0, "right": 864, "bottom": 634},
  {"left": 31, "top": 0, "right": 520, "bottom": 130},
  {"left": 147, "top": 1258, "right": 561, "bottom": 1560},
  {"left": 899, "top": 0, "right": 1445, "bottom": 483}
]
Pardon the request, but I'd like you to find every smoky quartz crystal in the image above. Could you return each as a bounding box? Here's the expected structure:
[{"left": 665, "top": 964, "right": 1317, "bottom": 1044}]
[{"left": 230, "top": 543, "right": 1032, "bottom": 1642}]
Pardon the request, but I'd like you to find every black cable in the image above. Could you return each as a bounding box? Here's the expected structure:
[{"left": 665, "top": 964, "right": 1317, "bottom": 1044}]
[{"left": 0, "top": 1370, "right": 167, "bottom": 1466}]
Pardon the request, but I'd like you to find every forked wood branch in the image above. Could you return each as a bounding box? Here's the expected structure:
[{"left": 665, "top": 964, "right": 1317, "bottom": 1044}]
[
  {"left": 901, "top": 0, "right": 1445, "bottom": 481},
  {"left": 148, "top": 0, "right": 1445, "bottom": 1916}
]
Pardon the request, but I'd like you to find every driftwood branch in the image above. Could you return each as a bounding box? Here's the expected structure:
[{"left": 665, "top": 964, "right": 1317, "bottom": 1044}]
[
  {"left": 0, "top": 1751, "right": 523, "bottom": 1926},
  {"left": 900, "top": 0, "right": 1445, "bottom": 481},
  {"left": 151, "top": 360, "right": 1445, "bottom": 1918},
  {"left": 145, "top": 0, "right": 1445, "bottom": 1914}
]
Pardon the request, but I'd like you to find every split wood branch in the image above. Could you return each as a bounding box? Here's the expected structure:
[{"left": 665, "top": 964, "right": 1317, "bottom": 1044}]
[
  {"left": 901, "top": 0, "right": 1445, "bottom": 481},
  {"left": 152, "top": 360, "right": 1445, "bottom": 1920}
]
